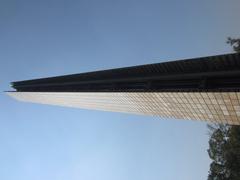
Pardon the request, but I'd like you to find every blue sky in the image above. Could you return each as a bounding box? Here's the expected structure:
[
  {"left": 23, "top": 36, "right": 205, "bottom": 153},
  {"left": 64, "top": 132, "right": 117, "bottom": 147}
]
[{"left": 0, "top": 0, "right": 240, "bottom": 180}]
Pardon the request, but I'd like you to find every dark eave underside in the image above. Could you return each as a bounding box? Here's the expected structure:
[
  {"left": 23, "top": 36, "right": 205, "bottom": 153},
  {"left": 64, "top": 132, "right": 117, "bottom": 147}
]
[{"left": 11, "top": 53, "right": 240, "bottom": 92}]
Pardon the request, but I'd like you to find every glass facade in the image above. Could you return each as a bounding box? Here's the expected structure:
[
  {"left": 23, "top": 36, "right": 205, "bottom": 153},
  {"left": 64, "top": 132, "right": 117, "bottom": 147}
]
[{"left": 7, "top": 92, "right": 240, "bottom": 125}]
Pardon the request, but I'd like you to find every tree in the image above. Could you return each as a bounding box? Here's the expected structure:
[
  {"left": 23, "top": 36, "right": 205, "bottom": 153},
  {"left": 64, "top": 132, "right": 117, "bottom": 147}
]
[
  {"left": 226, "top": 37, "right": 240, "bottom": 52},
  {"left": 207, "top": 124, "right": 230, "bottom": 180},
  {"left": 208, "top": 125, "right": 240, "bottom": 180},
  {"left": 207, "top": 38, "right": 240, "bottom": 180}
]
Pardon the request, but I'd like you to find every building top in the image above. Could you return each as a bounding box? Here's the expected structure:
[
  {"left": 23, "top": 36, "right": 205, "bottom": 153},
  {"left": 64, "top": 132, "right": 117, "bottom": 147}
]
[{"left": 11, "top": 53, "right": 240, "bottom": 92}]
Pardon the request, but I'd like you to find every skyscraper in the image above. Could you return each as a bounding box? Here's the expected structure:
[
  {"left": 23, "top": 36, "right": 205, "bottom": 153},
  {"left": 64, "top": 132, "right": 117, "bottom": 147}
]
[{"left": 7, "top": 53, "right": 240, "bottom": 125}]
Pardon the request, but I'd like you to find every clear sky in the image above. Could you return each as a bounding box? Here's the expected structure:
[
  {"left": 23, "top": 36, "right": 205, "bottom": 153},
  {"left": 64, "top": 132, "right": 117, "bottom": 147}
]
[{"left": 0, "top": 0, "right": 240, "bottom": 180}]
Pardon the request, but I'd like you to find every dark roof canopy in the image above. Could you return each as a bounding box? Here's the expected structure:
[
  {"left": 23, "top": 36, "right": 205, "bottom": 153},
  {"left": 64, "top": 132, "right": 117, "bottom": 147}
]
[{"left": 12, "top": 53, "right": 240, "bottom": 92}]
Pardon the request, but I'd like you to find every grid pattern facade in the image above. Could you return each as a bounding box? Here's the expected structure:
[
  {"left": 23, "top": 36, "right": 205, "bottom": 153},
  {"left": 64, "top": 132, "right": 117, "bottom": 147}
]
[{"left": 8, "top": 92, "right": 240, "bottom": 125}]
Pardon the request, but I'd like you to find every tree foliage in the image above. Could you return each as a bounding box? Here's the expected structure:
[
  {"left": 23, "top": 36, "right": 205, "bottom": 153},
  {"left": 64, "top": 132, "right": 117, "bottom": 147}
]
[
  {"left": 207, "top": 124, "right": 240, "bottom": 180},
  {"left": 226, "top": 37, "right": 240, "bottom": 52},
  {"left": 207, "top": 38, "right": 240, "bottom": 180}
]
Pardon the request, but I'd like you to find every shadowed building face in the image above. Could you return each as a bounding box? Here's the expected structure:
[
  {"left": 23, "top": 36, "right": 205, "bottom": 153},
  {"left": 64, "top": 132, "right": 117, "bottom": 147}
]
[{"left": 7, "top": 53, "right": 240, "bottom": 125}]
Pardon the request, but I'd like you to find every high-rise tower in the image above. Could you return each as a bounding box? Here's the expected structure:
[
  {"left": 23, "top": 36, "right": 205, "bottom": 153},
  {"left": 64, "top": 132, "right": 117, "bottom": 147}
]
[{"left": 7, "top": 53, "right": 240, "bottom": 125}]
